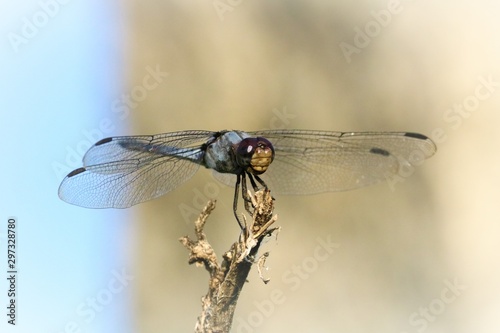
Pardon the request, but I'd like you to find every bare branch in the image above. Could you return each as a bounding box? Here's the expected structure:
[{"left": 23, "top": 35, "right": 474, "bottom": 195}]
[{"left": 179, "top": 189, "right": 278, "bottom": 333}]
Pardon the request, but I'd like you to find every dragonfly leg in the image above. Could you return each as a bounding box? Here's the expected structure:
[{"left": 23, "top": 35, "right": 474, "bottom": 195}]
[
  {"left": 233, "top": 173, "right": 267, "bottom": 229},
  {"left": 247, "top": 173, "right": 260, "bottom": 192},
  {"left": 254, "top": 174, "right": 268, "bottom": 189},
  {"left": 241, "top": 172, "right": 254, "bottom": 215},
  {"left": 233, "top": 174, "right": 245, "bottom": 229}
]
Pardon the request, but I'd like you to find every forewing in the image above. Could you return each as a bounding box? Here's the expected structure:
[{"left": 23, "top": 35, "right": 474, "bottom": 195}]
[
  {"left": 248, "top": 130, "right": 436, "bottom": 194},
  {"left": 82, "top": 130, "right": 215, "bottom": 166},
  {"left": 59, "top": 131, "right": 215, "bottom": 208}
]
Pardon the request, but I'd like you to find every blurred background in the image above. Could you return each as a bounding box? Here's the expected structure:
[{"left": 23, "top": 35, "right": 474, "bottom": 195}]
[{"left": 1, "top": 0, "right": 499, "bottom": 332}]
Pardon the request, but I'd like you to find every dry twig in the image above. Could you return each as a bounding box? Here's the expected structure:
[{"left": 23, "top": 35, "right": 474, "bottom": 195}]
[{"left": 179, "top": 189, "right": 278, "bottom": 333}]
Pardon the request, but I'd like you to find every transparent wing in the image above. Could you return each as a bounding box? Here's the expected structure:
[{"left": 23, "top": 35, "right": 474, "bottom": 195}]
[
  {"left": 58, "top": 131, "right": 216, "bottom": 208},
  {"left": 82, "top": 130, "right": 215, "bottom": 166},
  {"left": 215, "top": 130, "right": 436, "bottom": 194}
]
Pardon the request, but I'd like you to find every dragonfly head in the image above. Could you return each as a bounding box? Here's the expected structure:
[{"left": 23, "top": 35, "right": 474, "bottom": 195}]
[{"left": 235, "top": 137, "right": 275, "bottom": 175}]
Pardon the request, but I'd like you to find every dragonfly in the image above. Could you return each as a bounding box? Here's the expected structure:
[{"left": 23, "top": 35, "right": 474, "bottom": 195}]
[{"left": 58, "top": 130, "right": 436, "bottom": 227}]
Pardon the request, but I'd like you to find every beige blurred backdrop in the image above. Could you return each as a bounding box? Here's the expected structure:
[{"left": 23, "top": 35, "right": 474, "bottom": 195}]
[{"left": 118, "top": 1, "right": 500, "bottom": 332}]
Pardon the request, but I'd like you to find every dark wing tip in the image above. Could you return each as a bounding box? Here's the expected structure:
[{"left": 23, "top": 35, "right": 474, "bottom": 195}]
[
  {"left": 404, "top": 132, "right": 429, "bottom": 140},
  {"left": 95, "top": 137, "right": 113, "bottom": 146},
  {"left": 369, "top": 147, "right": 390, "bottom": 156},
  {"left": 67, "top": 167, "right": 86, "bottom": 178}
]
